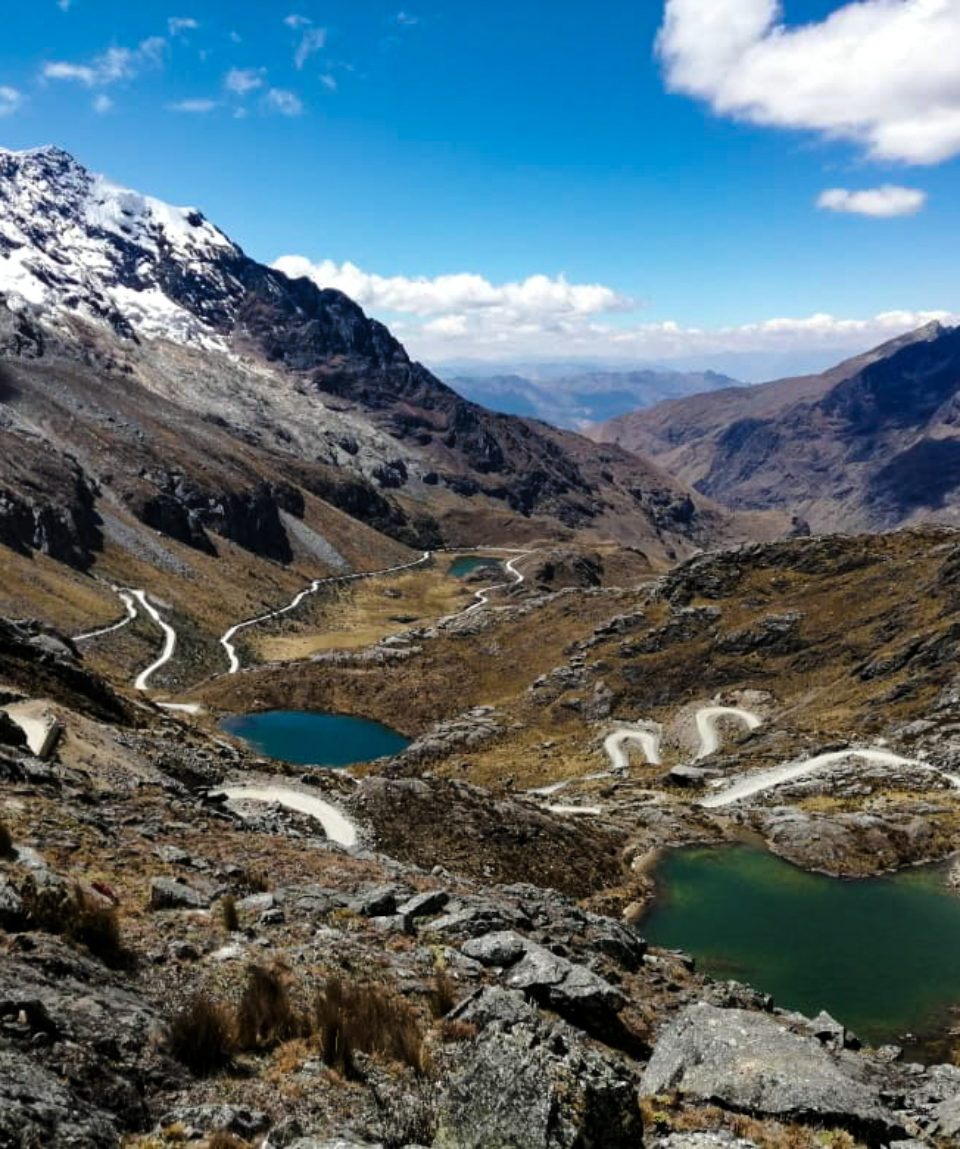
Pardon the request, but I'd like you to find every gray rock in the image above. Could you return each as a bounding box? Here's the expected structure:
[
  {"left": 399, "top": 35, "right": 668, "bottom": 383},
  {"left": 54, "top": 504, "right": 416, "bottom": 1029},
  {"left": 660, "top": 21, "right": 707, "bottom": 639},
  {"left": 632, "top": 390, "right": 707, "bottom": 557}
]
[
  {"left": 0, "top": 1047, "right": 118, "bottom": 1147},
  {"left": 349, "top": 883, "right": 403, "bottom": 917},
  {"left": 396, "top": 889, "right": 449, "bottom": 919},
  {"left": 461, "top": 930, "right": 527, "bottom": 967},
  {"left": 451, "top": 987, "right": 540, "bottom": 1030},
  {"left": 0, "top": 875, "right": 25, "bottom": 930},
  {"left": 148, "top": 877, "right": 210, "bottom": 910},
  {"left": 654, "top": 1136, "right": 758, "bottom": 1148},
  {"left": 641, "top": 1003, "right": 904, "bottom": 1140},
  {"left": 434, "top": 1006, "right": 640, "bottom": 1148},
  {"left": 427, "top": 904, "right": 532, "bottom": 939},
  {"left": 505, "top": 939, "right": 628, "bottom": 1038},
  {"left": 158, "top": 1104, "right": 270, "bottom": 1140}
]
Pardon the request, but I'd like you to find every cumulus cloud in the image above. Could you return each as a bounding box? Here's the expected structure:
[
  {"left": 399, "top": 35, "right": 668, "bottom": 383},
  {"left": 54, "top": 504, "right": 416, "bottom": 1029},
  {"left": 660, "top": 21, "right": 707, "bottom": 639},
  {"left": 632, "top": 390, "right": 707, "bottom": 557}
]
[
  {"left": 167, "top": 17, "right": 198, "bottom": 36},
  {"left": 92, "top": 93, "right": 113, "bottom": 114},
  {"left": 817, "top": 186, "right": 927, "bottom": 218},
  {"left": 294, "top": 27, "right": 327, "bottom": 69},
  {"left": 270, "top": 253, "right": 954, "bottom": 362},
  {"left": 264, "top": 88, "right": 304, "bottom": 116},
  {"left": 168, "top": 98, "right": 219, "bottom": 113},
  {"left": 272, "top": 257, "right": 632, "bottom": 319},
  {"left": 0, "top": 87, "right": 23, "bottom": 116},
  {"left": 657, "top": 0, "right": 960, "bottom": 165},
  {"left": 224, "top": 67, "right": 266, "bottom": 95},
  {"left": 43, "top": 37, "right": 166, "bottom": 88}
]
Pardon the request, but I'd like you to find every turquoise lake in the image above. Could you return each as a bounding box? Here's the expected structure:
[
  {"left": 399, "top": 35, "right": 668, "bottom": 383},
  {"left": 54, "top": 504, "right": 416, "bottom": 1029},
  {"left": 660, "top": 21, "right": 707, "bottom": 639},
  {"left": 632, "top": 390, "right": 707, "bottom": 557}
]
[
  {"left": 220, "top": 710, "right": 410, "bottom": 768},
  {"left": 642, "top": 845, "right": 960, "bottom": 1052},
  {"left": 448, "top": 555, "right": 504, "bottom": 578}
]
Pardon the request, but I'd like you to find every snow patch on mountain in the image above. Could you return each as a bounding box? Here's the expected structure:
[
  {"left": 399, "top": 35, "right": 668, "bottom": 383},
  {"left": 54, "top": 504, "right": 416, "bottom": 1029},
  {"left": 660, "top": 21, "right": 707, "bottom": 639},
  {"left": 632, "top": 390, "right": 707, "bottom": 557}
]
[{"left": 0, "top": 146, "right": 237, "bottom": 348}]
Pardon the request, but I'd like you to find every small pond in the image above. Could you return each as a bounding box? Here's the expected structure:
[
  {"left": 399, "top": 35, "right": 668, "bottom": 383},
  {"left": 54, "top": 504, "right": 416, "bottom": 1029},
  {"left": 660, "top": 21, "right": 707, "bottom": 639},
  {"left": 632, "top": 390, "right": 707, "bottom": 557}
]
[
  {"left": 448, "top": 555, "right": 504, "bottom": 578},
  {"left": 642, "top": 844, "right": 960, "bottom": 1053},
  {"left": 220, "top": 710, "right": 410, "bottom": 768}
]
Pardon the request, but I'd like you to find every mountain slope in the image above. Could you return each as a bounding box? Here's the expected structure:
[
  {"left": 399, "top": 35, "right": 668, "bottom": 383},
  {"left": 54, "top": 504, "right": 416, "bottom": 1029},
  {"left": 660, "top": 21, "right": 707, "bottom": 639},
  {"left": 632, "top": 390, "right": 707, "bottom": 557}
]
[
  {"left": 588, "top": 322, "right": 960, "bottom": 533},
  {"left": 0, "top": 146, "right": 753, "bottom": 575}
]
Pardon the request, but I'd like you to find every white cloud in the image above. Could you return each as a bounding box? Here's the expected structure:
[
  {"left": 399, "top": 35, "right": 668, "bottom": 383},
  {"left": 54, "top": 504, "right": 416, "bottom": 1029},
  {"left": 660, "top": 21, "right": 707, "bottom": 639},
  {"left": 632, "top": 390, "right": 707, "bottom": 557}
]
[
  {"left": 43, "top": 37, "right": 166, "bottom": 88},
  {"left": 57, "top": 0, "right": 72, "bottom": 9},
  {"left": 817, "top": 186, "right": 927, "bottom": 219},
  {"left": 285, "top": 14, "right": 311, "bottom": 28},
  {"left": 167, "top": 17, "right": 199, "bottom": 37},
  {"left": 320, "top": 74, "right": 337, "bottom": 92},
  {"left": 224, "top": 66, "right": 266, "bottom": 95},
  {"left": 270, "top": 253, "right": 955, "bottom": 362},
  {"left": 44, "top": 61, "right": 97, "bottom": 85},
  {"left": 396, "top": 12, "right": 419, "bottom": 25},
  {"left": 92, "top": 93, "right": 113, "bottom": 114},
  {"left": 272, "top": 257, "right": 632, "bottom": 320},
  {"left": 264, "top": 88, "right": 304, "bottom": 116},
  {"left": 294, "top": 27, "right": 327, "bottom": 70},
  {"left": 657, "top": 0, "right": 960, "bottom": 165},
  {"left": 168, "top": 98, "right": 219, "bottom": 113},
  {"left": 0, "top": 87, "right": 23, "bottom": 117}
]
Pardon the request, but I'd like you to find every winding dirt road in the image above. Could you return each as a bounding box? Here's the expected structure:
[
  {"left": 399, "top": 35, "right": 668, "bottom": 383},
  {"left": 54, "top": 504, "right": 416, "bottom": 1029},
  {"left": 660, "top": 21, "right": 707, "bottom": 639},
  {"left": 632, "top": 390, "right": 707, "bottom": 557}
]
[
  {"left": 217, "top": 785, "right": 358, "bottom": 848},
  {"left": 457, "top": 550, "right": 533, "bottom": 618},
  {"left": 694, "top": 706, "right": 763, "bottom": 759},
  {"left": 700, "top": 747, "right": 960, "bottom": 810},
  {"left": 219, "top": 551, "right": 432, "bottom": 674}
]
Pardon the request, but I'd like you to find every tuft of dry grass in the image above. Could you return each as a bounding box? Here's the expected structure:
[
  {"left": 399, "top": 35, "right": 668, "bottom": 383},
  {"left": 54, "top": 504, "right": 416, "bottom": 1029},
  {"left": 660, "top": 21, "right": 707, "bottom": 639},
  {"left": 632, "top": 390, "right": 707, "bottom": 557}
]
[
  {"left": 164, "top": 995, "right": 236, "bottom": 1077},
  {"left": 428, "top": 971, "right": 459, "bottom": 1018},
  {"left": 21, "top": 878, "right": 129, "bottom": 968},
  {"left": 220, "top": 895, "right": 239, "bottom": 933},
  {"left": 235, "top": 964, "right": 306, "bottom": 1052},
  {"left": 204, "top": 1134, "right": 249, "bottom": 1149},
  {"left": 314, "top": 976, "right": 427, "bottom": 1079}
]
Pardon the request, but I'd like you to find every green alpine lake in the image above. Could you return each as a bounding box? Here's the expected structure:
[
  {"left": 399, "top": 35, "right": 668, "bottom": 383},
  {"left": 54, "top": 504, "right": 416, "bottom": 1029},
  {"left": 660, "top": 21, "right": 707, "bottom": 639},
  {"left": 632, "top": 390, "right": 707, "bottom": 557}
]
[
  {"left": 448, "top": 555, "right": 504, "bottom": 578},
  {"left": 642, "top": 844, "right": 960, "bottom": 1052},
  {"left": 219, "top": 710, "right": 410, "bottom": 768}
]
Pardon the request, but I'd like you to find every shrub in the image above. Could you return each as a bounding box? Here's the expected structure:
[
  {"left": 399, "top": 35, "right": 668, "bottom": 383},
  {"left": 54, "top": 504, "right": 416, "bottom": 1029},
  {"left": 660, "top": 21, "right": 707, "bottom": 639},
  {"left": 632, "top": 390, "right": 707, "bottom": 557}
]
[
  {"left": 165, "top": 995, "right": 236, "bottom": 1077},
  {"left": 205, "top": 1134, "right": 249, "bottom": 1149},
  {"left": 235, "top": 964, "right": 305, "bottom": 1051},
  {"left": 21, "top": 878, "right": 129, "bottom": 968},
  {"left": 428, "top": 971, "right": 458, "bottom": 1018},
  {"left": 314, "top": 976, "right": 427, "bottom": 1079},
  {"left": 241, "top": 868, "right": 270, "bottom": 893},
  {"left": 220, "top": 895, "right": 239, "bottom": 933},
  {"left": 0, "top": 819, "right": 14, "bottom": 859}
]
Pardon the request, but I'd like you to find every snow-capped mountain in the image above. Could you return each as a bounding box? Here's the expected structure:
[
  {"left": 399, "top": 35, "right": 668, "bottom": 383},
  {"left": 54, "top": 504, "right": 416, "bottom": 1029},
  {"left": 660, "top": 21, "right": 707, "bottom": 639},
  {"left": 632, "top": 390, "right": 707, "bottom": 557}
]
[
  {"left": 0, "top": 145, "right": 738, "bottom": 575},
  {"left": 0, "top": 146, "right": 240, "bottom": 346}
]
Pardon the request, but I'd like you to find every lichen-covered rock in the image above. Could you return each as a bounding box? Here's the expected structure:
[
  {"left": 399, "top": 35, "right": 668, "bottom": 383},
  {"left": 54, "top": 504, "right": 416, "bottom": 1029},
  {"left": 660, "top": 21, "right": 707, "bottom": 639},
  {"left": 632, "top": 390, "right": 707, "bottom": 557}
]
[
  {"left": 641, "top": 1003, "right": 903, "bottom": 1141},
  {"left": 435, "top": 989, "right": 641, "bottom": 1148}
]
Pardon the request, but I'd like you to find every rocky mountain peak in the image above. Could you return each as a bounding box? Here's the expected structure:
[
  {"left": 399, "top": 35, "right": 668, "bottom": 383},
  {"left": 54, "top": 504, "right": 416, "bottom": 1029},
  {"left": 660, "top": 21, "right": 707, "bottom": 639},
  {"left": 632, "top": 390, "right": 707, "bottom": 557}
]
[{"left": 0, "top": 145, "right": 241, "bottom": 345}]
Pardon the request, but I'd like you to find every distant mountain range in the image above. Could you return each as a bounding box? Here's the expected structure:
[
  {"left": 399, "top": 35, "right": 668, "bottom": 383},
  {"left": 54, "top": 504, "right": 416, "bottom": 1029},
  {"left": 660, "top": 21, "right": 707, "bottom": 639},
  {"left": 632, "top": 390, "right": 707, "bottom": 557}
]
[
  {"left": 442, "top": 367, "right": 739, "bottom": 429},
  {"left": 588, "top": 321, "right": 960, "bottom": 534}
]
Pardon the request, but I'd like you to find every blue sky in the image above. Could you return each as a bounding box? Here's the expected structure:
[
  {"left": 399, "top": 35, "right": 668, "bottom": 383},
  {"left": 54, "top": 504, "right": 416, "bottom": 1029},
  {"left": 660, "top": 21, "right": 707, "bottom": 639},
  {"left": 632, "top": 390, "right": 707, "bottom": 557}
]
[{"left": 0, "top": 0, "right": 958, "bottom": 372}]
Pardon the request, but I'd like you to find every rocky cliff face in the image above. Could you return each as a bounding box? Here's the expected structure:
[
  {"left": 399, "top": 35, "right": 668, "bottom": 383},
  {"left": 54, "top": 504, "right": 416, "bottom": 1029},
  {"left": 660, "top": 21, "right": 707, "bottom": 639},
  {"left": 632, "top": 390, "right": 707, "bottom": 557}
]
[
  {"left": 0, "top": 146, "right": 744, "bottom": 576},
  {"left": 589, "top": 322, "right": 960, "bottom": 534}
]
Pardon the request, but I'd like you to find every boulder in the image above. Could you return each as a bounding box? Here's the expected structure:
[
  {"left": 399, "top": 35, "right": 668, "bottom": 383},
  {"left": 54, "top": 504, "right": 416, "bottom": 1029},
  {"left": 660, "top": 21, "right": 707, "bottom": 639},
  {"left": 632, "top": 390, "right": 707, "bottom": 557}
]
[
  {"left": 158, "top": 1104, "right": 270, "bottom": 1140},
  {"left": 462, "top": 930, "right": 528, "bottom": 967},
  {"left": 641, "top": 1003, "right": 903, "bottom": 1141},
  {"left": 148, "top": 877, "right": 210, "bottom": 911},
  {"left": 505, "top": 939, "right": 628, "bottom": 1039},
  {"left": 396, "top": 889, "right": 450, "bottom": 919},
  {"left": 434, "top": 990, "right": 641, "bottom": 1148}
]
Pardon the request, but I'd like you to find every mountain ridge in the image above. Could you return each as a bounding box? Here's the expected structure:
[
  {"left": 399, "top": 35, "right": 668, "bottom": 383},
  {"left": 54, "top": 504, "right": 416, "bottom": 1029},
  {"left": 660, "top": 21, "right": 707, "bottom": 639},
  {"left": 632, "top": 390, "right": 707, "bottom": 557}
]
[{"left": 587, "top": 320, "right": 960, "bottom": 534}]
